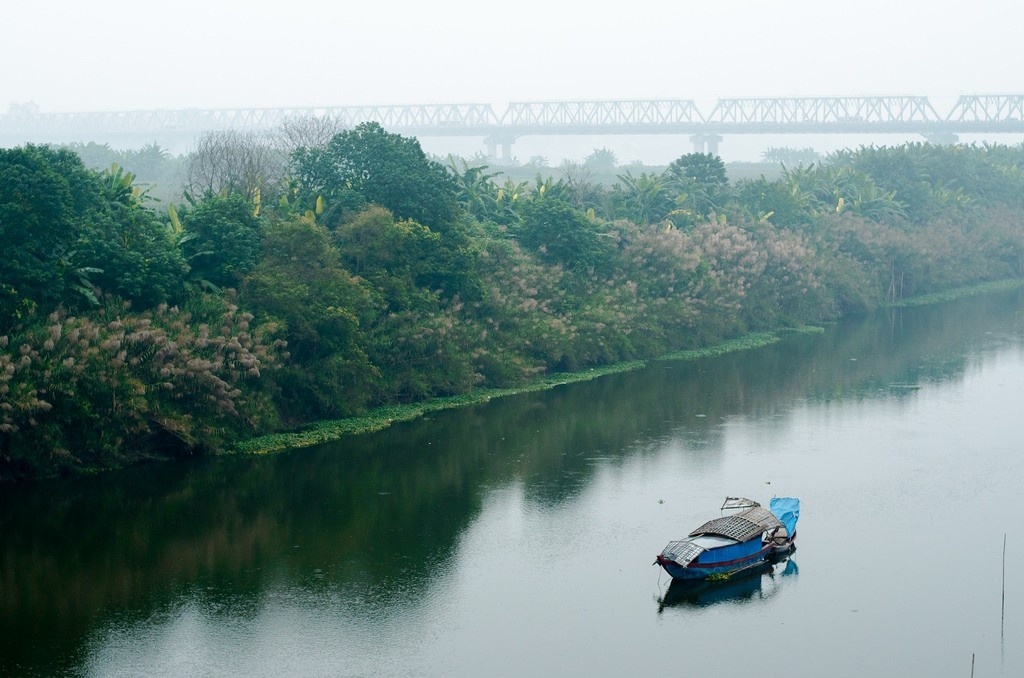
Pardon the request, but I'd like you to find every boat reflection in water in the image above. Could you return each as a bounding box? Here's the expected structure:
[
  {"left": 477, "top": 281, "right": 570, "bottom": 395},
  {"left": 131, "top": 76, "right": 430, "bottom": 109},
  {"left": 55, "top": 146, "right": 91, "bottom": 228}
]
[{"left": 657, "top": 555, "right": 798, "bottom": 612}]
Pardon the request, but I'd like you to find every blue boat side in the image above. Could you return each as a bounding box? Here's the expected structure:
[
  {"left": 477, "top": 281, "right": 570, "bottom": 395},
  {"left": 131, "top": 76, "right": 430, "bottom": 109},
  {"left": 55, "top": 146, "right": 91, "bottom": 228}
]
[
  {"left": 658, "top": 539, "right": 774, "bottom": 580},
  {"left": 693, "top": 535, "right": 762, "bottom": 564}
]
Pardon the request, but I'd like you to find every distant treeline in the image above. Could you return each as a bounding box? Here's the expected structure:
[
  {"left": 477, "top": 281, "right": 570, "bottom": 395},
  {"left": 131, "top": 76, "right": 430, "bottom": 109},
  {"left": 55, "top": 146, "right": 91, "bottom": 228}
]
[{"left": 2, "top": 124, "right": 1023, "bottom": 480}]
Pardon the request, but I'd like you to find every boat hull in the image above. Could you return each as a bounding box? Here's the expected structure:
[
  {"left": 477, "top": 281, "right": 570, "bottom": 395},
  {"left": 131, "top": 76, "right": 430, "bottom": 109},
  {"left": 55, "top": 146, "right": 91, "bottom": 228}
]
[
  {"left": 656, "top": 536, "right": 795, "bottom": 581},
  {"left": 657, "top": 544, "right": 773, "bottom": 581}
]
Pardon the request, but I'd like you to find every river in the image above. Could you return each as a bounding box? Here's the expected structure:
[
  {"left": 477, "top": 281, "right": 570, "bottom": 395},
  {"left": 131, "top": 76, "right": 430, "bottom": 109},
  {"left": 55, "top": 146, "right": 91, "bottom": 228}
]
[{"left": 2, "top": 290, "right": 1022, "bottom": 677}]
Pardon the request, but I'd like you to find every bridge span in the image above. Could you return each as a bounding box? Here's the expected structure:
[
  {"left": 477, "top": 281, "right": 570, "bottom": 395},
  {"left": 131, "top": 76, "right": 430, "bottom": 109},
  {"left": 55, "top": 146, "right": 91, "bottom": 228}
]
[{"left": 2, "top": 94, "right": 1022, "bottom": 159}]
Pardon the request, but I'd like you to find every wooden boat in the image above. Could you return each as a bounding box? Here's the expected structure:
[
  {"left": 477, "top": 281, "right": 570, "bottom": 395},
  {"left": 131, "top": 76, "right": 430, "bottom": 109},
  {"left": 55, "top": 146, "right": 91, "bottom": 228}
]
[{"left": 654, "top": 496, "right": 800, "bottom": 581}]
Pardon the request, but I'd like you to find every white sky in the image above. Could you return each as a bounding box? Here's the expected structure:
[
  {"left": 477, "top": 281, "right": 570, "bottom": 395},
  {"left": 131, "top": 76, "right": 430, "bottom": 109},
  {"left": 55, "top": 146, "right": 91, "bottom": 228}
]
[{"left": 3, "top": 0, "right": 1022, "bottom": 162}]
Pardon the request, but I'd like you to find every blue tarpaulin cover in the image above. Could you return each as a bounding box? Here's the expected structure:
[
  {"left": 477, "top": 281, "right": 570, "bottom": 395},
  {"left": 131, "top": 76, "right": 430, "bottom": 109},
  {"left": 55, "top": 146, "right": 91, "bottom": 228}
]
[{"left": 769, "top": 497, "right": 800, "bottom": 536}]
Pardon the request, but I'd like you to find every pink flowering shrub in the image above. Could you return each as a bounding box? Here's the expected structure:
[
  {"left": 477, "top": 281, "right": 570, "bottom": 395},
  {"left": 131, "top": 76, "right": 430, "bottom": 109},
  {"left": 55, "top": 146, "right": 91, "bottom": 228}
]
[{"left": 0, "top": 298, "right": 282, "bottom": 477}]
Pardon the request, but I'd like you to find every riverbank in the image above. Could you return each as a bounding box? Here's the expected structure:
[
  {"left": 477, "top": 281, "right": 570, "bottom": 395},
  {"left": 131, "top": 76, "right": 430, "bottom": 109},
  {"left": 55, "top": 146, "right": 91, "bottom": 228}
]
[
  {"left": 4, "top": 281, "right": 1019, "bottom": 481},
  {"left": 892, "top": 278, "right": 1024, "bottom": 307},
  {"left": 231, "top": 277, "right": 1024, "bottom": 457},
  {"left": 230, "top": 331, "right": 798, "bottom": 456}
]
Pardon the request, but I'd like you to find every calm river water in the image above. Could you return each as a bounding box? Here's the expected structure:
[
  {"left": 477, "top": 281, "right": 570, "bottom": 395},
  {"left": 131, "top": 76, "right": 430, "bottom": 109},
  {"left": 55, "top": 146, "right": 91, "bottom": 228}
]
[{"left": 2, "top": 291, "right": 1023, "bottom": 677}]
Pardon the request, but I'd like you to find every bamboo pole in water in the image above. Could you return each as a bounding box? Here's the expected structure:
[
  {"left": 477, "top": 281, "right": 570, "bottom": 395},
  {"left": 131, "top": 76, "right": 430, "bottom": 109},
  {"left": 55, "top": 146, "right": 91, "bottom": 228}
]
[{"left": 1002, "top": 534, "right": 1007, "bottom": 640}]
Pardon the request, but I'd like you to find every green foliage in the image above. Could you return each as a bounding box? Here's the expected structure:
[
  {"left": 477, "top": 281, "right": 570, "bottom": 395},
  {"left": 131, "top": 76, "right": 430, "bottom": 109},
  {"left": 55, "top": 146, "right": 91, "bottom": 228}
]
[
  {"left": 665, "top": 152, "right": 731, "bottom": 218},
  {"left": 241, "top": 215, "right": 378, "bottom": 419},
  {"left": 334, "top": 206, "right": 441, "bottom": 308},
  {"left": 892, "top": 278, "right": 1024, "bottom": 307},
  {"left": 6, "top": 138, "right": 1024, "bottom": 480},
  {"left": 515, "top": 198, "right": 614, "bottom": 273},
  {"left": 830, "top": 146, "right": 930, "bottom": 221},
  {"left": 769, "top": 163, "right": 908, "bottom": 224},
  {"left": 613, "top": 171, "right": 673, "bottom": 225},
  {"left": 179, "top": 193, "right": 262, "bottom": 288},
  {"left": 71, "top": 164, "right": 188, "bottom": 307},
  {"left": 825, "top": 144, "right": 1024, "bottom": 224},
  {"left": 290, "top": 126, "right": 482, "bottom": 300},
  {"left": 367, "top": 302, "right": 480, "bottom": 402},
  {"left": 292, "top": 121, "right": 460, "bottom": 233},
  {"left": 447, "top": 156, "right": 502, "bottom": 222},
  {"left": 0, "top": 145, "right": 101, "bottom": 325},
  {"left": 659, "top": 332, "right": 780, "bottom": 361},
  {"left": 0, "top": 299, "right": 281, "bottom": 478},
  {"left": 0, "top": 148, "right": 189, "bottom": 322},
  {"left": 233, "top": 360, "right": 645, "bottom": 455},
  {"left": 63, "top": 141, "right": 185, "bottom": 204},
  {"left": 734, "top": 176, "right": 814, "bottom": 227}
]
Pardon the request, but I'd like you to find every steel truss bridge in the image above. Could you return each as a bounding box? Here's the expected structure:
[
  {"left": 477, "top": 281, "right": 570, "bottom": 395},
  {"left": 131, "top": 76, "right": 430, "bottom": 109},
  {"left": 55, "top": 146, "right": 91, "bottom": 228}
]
[{"left": 2, "top": 94, "right": 1022, "bottom": 158}]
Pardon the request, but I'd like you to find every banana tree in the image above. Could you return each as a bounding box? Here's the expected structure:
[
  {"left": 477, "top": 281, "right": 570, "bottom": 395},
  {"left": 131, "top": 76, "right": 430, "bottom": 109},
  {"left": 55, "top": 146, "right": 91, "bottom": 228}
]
[
  {"left": 446, "top": 155, "right": 502, "bottom": 221},
  {"left": 613, "top": 170, "right": 672, "bottom": 225}
]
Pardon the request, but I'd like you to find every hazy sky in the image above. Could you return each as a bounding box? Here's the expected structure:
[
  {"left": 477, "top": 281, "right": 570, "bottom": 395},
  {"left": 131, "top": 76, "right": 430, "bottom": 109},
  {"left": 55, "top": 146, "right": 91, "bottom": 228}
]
[
  {"left": 5, "top": 0, "right": 1021, "bottom": 112},
  {"left": 3, "top": 0, "right": 1021, "bottom": 161}
]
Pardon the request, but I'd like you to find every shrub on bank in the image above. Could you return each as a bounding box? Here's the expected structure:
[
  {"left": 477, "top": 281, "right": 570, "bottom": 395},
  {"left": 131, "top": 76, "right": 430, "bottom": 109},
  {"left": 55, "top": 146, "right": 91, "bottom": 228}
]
[{"left": 0, "top": 298, "right": 282, "bottom": 479}]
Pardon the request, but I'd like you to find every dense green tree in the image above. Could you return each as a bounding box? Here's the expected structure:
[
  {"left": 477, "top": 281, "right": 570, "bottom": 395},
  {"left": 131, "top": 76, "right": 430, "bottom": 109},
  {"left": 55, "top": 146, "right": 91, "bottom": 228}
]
[
  {"left": 291, "top": 125, "right": 481, "bottom": 300},
  {"left": 829, "top": 145, "right": 931, "bottom": 222},
  {"left": 179, "top": 193, "right": 262, "bottom": 289},
  {"left": 0, "top": 149, "right": 188, "bottom": 320},
  {"left": 292, "top": 122, "right": 460, "bottom": 233},
  {"left": 734, "top": 176, "right": 814, "bottom": 228},
  {"left": 664, "top": 152, "right": 731, "bottom": 219},
  {"left": 0, "top": 145, "right": 101, "bottom": 325},
  {"left": 515, "top": 198, "right": 613, "bottom": 273},
  {"left": 335, "top": 206, "right": 442, "bottom": 311},
  {"left": 242, "top": 215, "right": 378, "bottom": 418},
  {"left": 73, "top": 165, "right": 188, "bottom": 308}
]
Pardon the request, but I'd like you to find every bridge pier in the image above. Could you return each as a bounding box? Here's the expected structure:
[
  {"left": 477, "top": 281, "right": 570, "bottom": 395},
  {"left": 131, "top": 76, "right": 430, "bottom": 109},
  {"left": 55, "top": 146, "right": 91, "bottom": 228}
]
[
  {"left": 485, "top": 134, "right": 516, "bottom": 164},
  {"left": 690, "top": 133, "right": 723, "bottom": 156}
]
